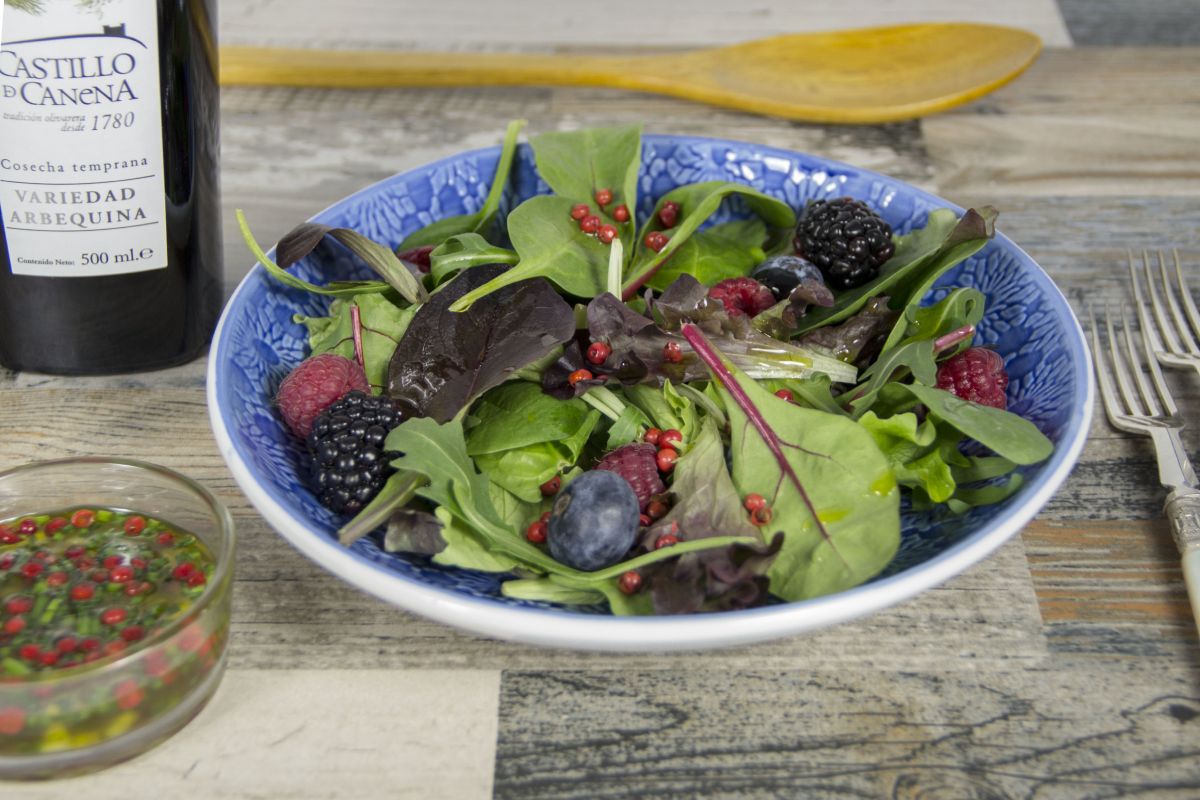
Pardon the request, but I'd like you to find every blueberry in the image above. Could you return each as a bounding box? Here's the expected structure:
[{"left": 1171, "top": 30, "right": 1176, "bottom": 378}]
[
  {"left": 547, "top": 471, "right": 640, "bottom": 571},
  {"left": 750, "top": 255, "right": 827, "bottom": 300}
]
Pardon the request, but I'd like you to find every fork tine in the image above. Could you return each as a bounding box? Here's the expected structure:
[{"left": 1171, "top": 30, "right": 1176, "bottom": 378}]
[
  {"left": 1118, "top": 302, "right": 1164, "bottom": 416},
  {"left": 1090, "top": 306, "right": 1131, "bottom": 427},
  {"left": 1165, "top": 249, "right": 1200, "bottom": 354},
  {"left": 1106, "top": 303, "right": 1148, "bottom": 416},
  {"left": 1135, "top": 287, "right": 1181, "bottom": 417},
  {"left": 1130, "top": 251, "right": 1169, "bottom": 357},
  {"left": 1139, "top": 250, "right": 1183, "bottom": 356}
]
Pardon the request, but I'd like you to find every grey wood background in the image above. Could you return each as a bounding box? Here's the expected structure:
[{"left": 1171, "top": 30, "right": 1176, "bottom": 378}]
[{"left": 4, "top": 0, "right": 1200, "bottom": 797}]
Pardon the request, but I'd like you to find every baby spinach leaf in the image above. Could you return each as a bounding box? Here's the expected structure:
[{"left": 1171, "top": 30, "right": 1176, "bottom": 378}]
[
  {"left": 387, "top": 264, "right": 576, "bottom": 422},
  {"left": 295, "top": 294, "right": 415, "bottom": 390},
  {"left": 397, "top": 118, "right": 526, "bottom": 250},
  {"left": 947, "top": 474, "right": 1024, "bottom": 512},
  {"left": 682, "top": 324, "right": 900, "bottom": 602},
  {"left": 531, "top": 124, "right": 641, "bottom": 207},
  {"left": 953, "top": 456, "right": 1018, "bottom": 484},
  {"left": 645, "top": 219, "right": 767, "bottom": 291},
  {"left": 273, "top": 220, "right": 428, "bottom": 306},
  {"left": 758, "top": 207, "right": 996, "bottom": 338},
  {"left": 449, "top": 196, "right": 613, "bottom": 311},
  {"left": 623, "top": 182, "right": 796, "bottom": 297},
  {"left": 429, "top": 233, "right": 519, "bottom": 284},
  {"left": 898, "top": 383, "right": 1054, "bottom": 465},
  {"left": 501, "top": 576, "right": 607, "bottom": 607},
  {"left": 238, "top": 209, "right": 392, "bottom": 298}
]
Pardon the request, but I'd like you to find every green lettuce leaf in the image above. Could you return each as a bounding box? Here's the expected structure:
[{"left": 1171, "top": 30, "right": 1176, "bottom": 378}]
[{"left": 295, "top": 294, "right": 415, "bottom": 390}]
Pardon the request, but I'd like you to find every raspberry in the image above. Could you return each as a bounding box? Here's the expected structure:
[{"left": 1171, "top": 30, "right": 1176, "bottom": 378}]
[
  {"left": 707, "top": 277, "right": 776, "bottom": 318},
  {"left": 594, "top": 444, "right": 665, "bottom": 511},
  {"left": 276, "top": 353, "right": 370, "bottom": 438},
  {"left": 936, "top": 348, "right": 1009, "bottom": 409}
]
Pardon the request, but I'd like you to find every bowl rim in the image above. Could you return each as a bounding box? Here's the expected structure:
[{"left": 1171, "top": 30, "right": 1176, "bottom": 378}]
[
  {"left": 208, "top": 133, "right": 1094, "bottom": 651},
  {"left": 0, "top": 456, "right": 235, "bottom": 677}
]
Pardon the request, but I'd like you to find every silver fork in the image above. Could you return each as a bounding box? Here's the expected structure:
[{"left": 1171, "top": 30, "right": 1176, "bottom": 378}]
[
  {"left": 1130, "top": 249, "right": 1200, "bottom": 378},
  {"left": 1090, "top": 301, "right": 1200, "bottom": 633}
]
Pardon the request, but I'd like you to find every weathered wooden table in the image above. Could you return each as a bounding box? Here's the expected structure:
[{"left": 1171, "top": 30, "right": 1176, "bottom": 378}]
[{"left": 4, "top": 2, "right": 1200, "bottom": 797}]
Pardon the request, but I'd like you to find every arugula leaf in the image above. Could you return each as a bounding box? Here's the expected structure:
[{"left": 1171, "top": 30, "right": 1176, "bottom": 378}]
[
  {"left": 899, "top": 288, "right": 985, "bottom": 347},
  {"left": 295, "top": 294, "right": 415, "bottom": 390},
  {"left": 604, "top": 403, "right": 651, "bottom": 450},
  {"left": 387, "top": 264, "right": 576, "bottom": 422},
  {"left": 756, "top": 207, "right": 996, "bottom": 338},
  {"left": 449, "top": 196, "right": 613, "bottom": 311},
  {"left": 386, "top": 416, "right": 753, "bottom": 588},
  {"left": 645, "top": 219, "right": 767, "bottom": 291},
  {"left": 894, "top": 383, "right": 1054, "bottom": 465},
  {"left": 682, "top": 324, "right": 900, "bottom": 602},
  {"left": 429, "top": 507, "right": 525, "bottom": 573},
  {"left": 385, "top": 417, "right": 567, "bottom": 574},
  {"left": 429, "top": 233, "right": 519, "bottom": 285},
  {"left": 844, "top": 338, "right": 939, "bottom": 417},
  {"left": 397, "top": 119, "right": 526, "bottom": 249},
  {"left": 623, "top": 182, "right": 796, "bottom": 297},
  {"left": 238, "top": 209, "right": 392, "bottom": 298}
]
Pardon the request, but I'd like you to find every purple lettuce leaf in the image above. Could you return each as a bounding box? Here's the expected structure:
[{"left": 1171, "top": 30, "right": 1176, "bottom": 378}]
[{"left": 388, "top": 264, "right": 576, "bottom": 421}]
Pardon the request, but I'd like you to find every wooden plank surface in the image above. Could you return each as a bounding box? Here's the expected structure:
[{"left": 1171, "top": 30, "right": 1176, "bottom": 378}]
[{"left": 5, "top": 1, "right": 1200, "bottom": 793}]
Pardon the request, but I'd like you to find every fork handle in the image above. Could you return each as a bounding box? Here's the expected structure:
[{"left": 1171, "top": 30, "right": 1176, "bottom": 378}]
[{"left": 1166, "top": 488, "right": 1200, "bottom": 635}]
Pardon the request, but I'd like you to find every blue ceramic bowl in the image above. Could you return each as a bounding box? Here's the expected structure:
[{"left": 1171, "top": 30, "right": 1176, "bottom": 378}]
[{"left": 207, "top": 135, "right": 1092, "bottom": 651}]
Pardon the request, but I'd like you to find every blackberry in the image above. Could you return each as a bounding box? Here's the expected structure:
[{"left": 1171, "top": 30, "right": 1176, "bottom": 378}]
[
  {"left": 307, "top": 391, "right": 404, "bottom": 515},
  {"left": 794, "top": 198, "right": 895, "bottom": 290}
]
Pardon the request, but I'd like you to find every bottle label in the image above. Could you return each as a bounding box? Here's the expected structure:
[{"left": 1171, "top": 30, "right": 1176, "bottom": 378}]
[{"left": 0, "top": 0, "right": 168, "bottom": 278}]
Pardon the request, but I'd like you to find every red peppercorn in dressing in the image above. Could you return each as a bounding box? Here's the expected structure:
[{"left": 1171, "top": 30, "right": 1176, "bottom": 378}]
[
  {"left": 1, "top": 507, "right": 215, "bottom": 675},
  {"left": 0, "top": 505, "right": 227, "bottom": 760}
]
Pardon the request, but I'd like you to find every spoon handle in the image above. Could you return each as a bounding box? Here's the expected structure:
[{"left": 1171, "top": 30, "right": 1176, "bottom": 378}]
[{"left": 220, "top": 46, "right": 647, "bottom": 90}]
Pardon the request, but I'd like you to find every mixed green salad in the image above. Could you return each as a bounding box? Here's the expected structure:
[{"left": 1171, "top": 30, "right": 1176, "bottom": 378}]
[{"left": 239, "top": 121, "right": 1053, "bottom": 616}]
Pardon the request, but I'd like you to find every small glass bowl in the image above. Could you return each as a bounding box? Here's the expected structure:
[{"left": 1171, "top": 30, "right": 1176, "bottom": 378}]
[{"left": 0, "top": 458, "right": 234, "bottom": 780}]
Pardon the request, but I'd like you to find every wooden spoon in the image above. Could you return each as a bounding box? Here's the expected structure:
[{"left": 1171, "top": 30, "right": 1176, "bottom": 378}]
[{"left": 219, "top": 23, "right": 1041, "bottom": 124}]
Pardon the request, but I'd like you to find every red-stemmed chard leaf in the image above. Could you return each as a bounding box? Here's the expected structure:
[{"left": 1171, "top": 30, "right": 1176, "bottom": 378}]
[
  {"left": 681, "top": 323, "right": 831, "bottom": 544},
  {"left": 680, "top": 323, "right": 901, "bottom": 602}
]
